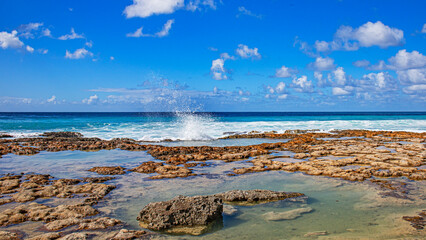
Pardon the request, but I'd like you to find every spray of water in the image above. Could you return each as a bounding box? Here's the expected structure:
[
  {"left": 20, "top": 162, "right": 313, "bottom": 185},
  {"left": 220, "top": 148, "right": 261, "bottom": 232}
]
[{"left": 175, "top": 112, "right": 214, "bottom": 141}]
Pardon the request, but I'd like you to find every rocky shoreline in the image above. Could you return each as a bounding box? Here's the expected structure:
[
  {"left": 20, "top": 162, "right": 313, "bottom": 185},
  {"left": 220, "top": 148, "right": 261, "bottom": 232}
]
[{"left": 0, "top": 130, "right": 425, "bottom": 239}]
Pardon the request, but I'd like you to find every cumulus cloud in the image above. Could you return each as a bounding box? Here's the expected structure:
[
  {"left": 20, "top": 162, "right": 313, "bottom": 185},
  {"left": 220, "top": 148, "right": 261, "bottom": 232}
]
[
  {"left": 124, "top": 0, "right": 184, "bottom": 18},
  {"left": 387, "top": 49, "right": 426, "bottom": 70},
  {"left": 58, "top": 28, "right": 84, "bottom": 40},
  {"left": 403, "top": 84, "right": 426, "bottom": 94},
  {"left": 187, "top": 0, "right": 218, "bottom": 11},
  {"left": 357, "top": 72, "right": 396, "bottom": 91},
  {"left": 397, "top": 68, "right": 426, "bottom": 85},
  {"left": 332, "top": 67, "right": 346, "bottom": 86},
  {"left": 302, "top": 21, "right": 404, "bottom": 55},
  {"left": 353, "top": 60, "right": 370, "bottom": 68},
  {"left": 332, "top": 87, "right": 350, "bottom": 96},
  {"left": 274, "top": 66, "right": 296, "bottom": 78},
  {"left": 82, "top": 95, "right": 99, "bottom": 104},
  {"left": 363, "top": 50, "right": 426, "bottom": 86},
  {"left": 42, "top": 28, "right": 52, "bottom": 37},
  {"left": 314, "top": 40, "right": 330, "bottom": 52},
  {"left": 344, "top": 21, "right": 404, "bottom": 48},
  {"left": 236, "top": 44, "right": 261, "bottom": 59},
  {"left": 211, "top": 58, "right": 227, "bottom": 80},
  {"left": 126, "top": 19, "right": 175, "bottom": 38},
  {"left": 237, "top": 6, "right": 262, "bottom": 19},
  {"left": 65, "top": 48, "right": 93, "bottom": 59},
  {"left": 309, "top": 57, "right": 335, "bottom": 71},
  {"left": 292, "top": 75, "right": 313, "bottom": 92},
  {"left": 26, "top": 45, "right": 34, "bottom": 53},
  {"left": 0, "top": 30, "right": 24, "bottom": 49}
]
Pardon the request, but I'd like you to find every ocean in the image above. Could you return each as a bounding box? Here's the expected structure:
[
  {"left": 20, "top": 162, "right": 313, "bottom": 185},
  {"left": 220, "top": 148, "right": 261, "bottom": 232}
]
[{"left": 0, "top": 112, "right": 425, "bottom": 141}]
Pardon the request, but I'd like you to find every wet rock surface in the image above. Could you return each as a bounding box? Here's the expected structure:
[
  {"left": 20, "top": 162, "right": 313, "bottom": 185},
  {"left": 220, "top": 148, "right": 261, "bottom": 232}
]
[
  {"left": 137, "top": 195, "right": 223, "bottom": 235},
  {"left": 262, "top": 207, "right": 313, "bottom": 221},
  {"left": 214, "top": 189, "right": 305, "bottom": 205},
  {"left": 403, "top": 210, "right": 426, "bottom": 230},
  {"left": 88, "top": 166, "right": 126, "bottom": 175}
]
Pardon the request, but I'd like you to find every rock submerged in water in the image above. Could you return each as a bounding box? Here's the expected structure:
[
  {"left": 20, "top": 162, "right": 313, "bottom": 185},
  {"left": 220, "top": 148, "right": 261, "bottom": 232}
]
[
  {"left": 262, "top": 207, "right": 313, "bottom": 221},
  {"left": 137, "top": 195, "right": 223, "bottom": 235},
  {"left": 214, "top": 189, "right": 305, "bottom": 205},
  {"left": 88, "top": 166, "right": 126, "bottom": 175}
]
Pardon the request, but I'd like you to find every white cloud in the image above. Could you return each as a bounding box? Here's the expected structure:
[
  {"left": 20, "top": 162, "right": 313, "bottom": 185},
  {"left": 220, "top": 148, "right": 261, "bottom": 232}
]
[
  {"left": 350, "top": 21, "right": 404, "bottom": 48},
  {"left": 397, "top": 68, "right": 426, "bottom": 85},
  {"left": 274, "top": 66, "right": 294, "bottom": 78},
  {"left": 110, "top": 56, "right": 114, "bottom": 60},
  {"left": 220, "top": 52, "right": 235, "bottom": 60},
  {"left": 403, "top": 84, "right": 426, "bottom": 94},
  {"left": 211, "top": 58, "right": 227, "bottom": 80},
  {"left": 0, "top": 96, "right": 32, "bottom": 104},
  {"left": 292, "top": 75, "right": 313, "bottom": 92},
  {"left": 126, "top": 27, "right": 144, "bottom": 38},
  {"left": 358, "top": 72, "right": 396, "bottom": 91},
  {"left": 236, "top": 44, "right": 261, "bottom": 59},
  {"left": 18, "top": 22, "right": 43, "bottom": 38},
  {"left": 388, "top": 49, "right": 426, "bottom": 70},
  {"left": 277, "top": 94, "right": 288, "bottom": 99},
  {"left": 303, "top": 21, "right": 404, "bottom": 55},
  {"left": 187, "top": 0, "right": 218, "bottom": 11},
  {"left": 126, "top": 19, "right": 175, "bottom": 38},
  {"left": 65, "top": 48, "right": 93, "bottom": 59},
  {"left": 353, "top": 60, "right": 370, "bottom": 68},
  {"left": 422, "top": 24, "right": 426, "bottom": 33},
  {"left": 156, "top": 19, "right": 174, "bottom": 37},
  {"left": 26, "top": 45, "right": 34, "bottom": 53},
  {"left": 85, "top": 41, "right": 93, "bottom": 48},
  {"left": 124, "top": 0, "right": 184, "bottom": 18},
  {"left": 42, "top": 28, "right": 52, "bottom": 37},
  {"left": 82, "top": 95, "right": 99, "bottom": 104},
  {"left": 58, "top": 28, "right": 84, "bottom": 40},
  {"left": 314, "top": 40, "right": 329, "bottom": 52},
  {"left": 332, "top": 87, "right": 350, "bottom": 95},
  {"left": 333, "top": 67, "right": 346, "bottom": 86},
  {"left": 47, "top": 95, "right": 56, "bottom": 103},
  {"left": 275, "top": 82, "right": 286, "bottom": 93},
  {"left": 0, "top": 30, "right": 24, "bottom": 49},
  {"left": 309, "top": 57, "right": 335, "bottom": 71},
  {"left": 237, "top": 6, "right": 262, "bottom": 19}
]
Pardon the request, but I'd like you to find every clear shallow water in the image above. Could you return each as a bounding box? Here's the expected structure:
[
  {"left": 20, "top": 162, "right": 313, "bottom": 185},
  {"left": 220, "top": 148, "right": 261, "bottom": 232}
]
[
  {"left": 1, "top": 149, "right": 425, "bottom": 239},
  {"left": 0, "top": 112, "right": 425, "bottom": 141}
]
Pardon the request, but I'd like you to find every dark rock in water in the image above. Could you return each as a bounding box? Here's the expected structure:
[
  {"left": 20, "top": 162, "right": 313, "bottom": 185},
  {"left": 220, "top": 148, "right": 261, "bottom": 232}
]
[
  {"left": 214, "top": 189, "right": 305, "bottom": 205},
  {"left": 88, "top": 166, "right": 126, "bottom": 175},
  {"left": 0, "top": 134, "right": 12, "bottom": 138},
  {"left": 402, "top": 210, "right": 426, "bottom": 230},
  {"left": 137, "top": 195, "right": 223, "bottom": 235},
  {"left": 41, "top": 132, "right": 83, "bottom": 138}
]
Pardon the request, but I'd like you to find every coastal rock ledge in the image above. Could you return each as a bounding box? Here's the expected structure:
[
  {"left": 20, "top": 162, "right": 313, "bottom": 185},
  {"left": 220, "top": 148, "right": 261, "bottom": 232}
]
[
  {"left": 214, "top": 189, "right": 305, "bottom": 205},
  {"left": 137, "top": 195, "right": 223, "bottom": 235},
  {"left": 137, "top": 190, "right": 305, "bottom": 235}
]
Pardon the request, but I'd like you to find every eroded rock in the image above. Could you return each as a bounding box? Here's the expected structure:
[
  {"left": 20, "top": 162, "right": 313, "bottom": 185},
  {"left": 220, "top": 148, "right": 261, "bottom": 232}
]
[
  {"left": 214, "top": 189, "right": 305, "bottom": 205},
  {"left": 137, "top": 195, "right": 223, "bottom": 235}
]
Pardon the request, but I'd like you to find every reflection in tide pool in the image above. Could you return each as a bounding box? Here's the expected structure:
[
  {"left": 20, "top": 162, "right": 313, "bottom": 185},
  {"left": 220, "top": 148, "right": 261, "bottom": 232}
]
[{"left": 0, "top": 147, "right": 425, "bottom": 239}]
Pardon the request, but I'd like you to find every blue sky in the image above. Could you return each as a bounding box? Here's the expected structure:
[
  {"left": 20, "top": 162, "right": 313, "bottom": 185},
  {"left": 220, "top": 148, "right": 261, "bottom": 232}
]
[{"left": 0, "top": 0, "right": 425, "bottom": 112}]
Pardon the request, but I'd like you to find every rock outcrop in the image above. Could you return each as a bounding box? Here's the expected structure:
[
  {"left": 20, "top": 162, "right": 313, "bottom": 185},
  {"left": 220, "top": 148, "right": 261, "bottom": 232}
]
[
  {"left": 214, "top": 189, "right": 305, "bottom": 205},
  {"left": 137, "top": 195, "right": 223, "bottom": 235}
]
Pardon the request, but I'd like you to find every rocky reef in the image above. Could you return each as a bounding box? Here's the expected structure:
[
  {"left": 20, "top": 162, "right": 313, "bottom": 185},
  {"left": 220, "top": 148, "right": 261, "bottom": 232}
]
[
  {"left": 137, "top": 189, "right": 304, "bottom": 235},
  {"left": 214, "top": 189, "right": 305, "bottom": 205}
]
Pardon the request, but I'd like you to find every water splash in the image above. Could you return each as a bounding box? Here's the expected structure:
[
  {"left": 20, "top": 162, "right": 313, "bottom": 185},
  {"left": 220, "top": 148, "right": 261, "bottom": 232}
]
[{"left": 175, "top": 112, "right": 214, "bottom": 141}]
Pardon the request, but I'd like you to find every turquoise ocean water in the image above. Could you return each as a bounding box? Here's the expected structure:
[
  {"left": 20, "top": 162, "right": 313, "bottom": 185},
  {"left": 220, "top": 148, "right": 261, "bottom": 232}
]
[{"left": 0, "top": 112, "right": 425, "bottom": 140}]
